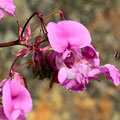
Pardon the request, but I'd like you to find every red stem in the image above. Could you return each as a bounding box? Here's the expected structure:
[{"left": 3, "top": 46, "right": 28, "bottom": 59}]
[
  {"left": 0, "top": 40, "right": 19, "bottom": 47},
  {"left": 13, "top": 59, "right": 32, "bottom": 71},
  {"left": 21, "top": 12, "right": 43, "bottom": 38},
  {"left": 10, "top": 55, "right": 23, "bottom": 76}
]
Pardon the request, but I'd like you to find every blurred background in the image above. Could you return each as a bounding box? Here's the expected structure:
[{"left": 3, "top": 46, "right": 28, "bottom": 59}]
[{"left": 0, "top": 0, "right": 120, "bottom": 120}]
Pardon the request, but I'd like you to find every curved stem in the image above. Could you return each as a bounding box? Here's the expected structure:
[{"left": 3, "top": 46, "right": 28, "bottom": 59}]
[
  {"left": 10, "top": 55, "right": 23, "bottom": 76},
  {"left": 27, "top": 10, "right": 65, "bottom": 40},
  {"left": 44, "top": 10, "right": 65, "bottom": 20},
  {"left": 13, "top": 59, "right": 32, "bottom": 71},
  {"left": 21, "top": 12, "right": 43, "bottom": 38}
]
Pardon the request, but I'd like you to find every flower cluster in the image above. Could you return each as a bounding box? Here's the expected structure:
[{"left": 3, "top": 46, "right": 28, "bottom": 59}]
[{"left": 0, "top": 9, "right": 120, "bottom": 119}]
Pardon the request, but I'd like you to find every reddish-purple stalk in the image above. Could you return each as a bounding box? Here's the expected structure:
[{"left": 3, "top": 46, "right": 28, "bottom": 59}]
[
  {"left": 9, "top": 55, "right": 24, "bottom": 77},
  {"left": 13, "top": 59, "right": 32, "bottom": 71},
  {"left": 44, "top": 10, "right": 65, "bottom": 20},
  {"left": 0, "top": 12, "right": 46, "bottom": 48},
  {"left": 0, "top": 40, "right": 19, "bottom": 47},
  {"left": 20, "top": 12, "right": 43, "bottom": 38},
  {"left": 9, "top": 55, "right": 29, "bottom": 89}
]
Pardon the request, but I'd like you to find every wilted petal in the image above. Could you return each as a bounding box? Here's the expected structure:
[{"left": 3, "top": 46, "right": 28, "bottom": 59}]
[
  {"left": 25, "top": 23, "right": 31, "bottom": 40},
  {"left": 12, "top": 48, "right": 30, "bottom": 57},
  {"left": 46, "top": 51, "right": 59, "bottom": 71},
  {"left": 32, "top": 50, "right": 44, "bottom": 70},
  {"left": 13, "top": 72, "right": 27, "bottom": 88},
  {"left": 0, "top": 9, "right": 4, "bottom": 19},
  {"left": 0, "top": 0, "right": 15, "bottom": 16},
  {"left": 101, "top": 64, "right": 120, "bottom": 86}
]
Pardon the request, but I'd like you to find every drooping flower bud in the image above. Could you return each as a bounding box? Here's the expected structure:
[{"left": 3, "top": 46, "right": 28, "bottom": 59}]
[{"left": 32, "top": 50, "right": 44, "bottom": 71}]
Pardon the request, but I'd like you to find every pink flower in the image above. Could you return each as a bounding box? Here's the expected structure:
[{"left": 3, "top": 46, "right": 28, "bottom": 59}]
[
  {"left": 100, "top": 64, "right": 120, "bottom": 86},
  {"left": 58, "top": 64, "right": 88, "bottom": 92},
  {"left": 47, "top": 20, "right": 91, "bottom": 53},
  {"left": 0, "top": 0, "right": 15, "bottom": 19},
  {"left": 47, "top": 20, "right": 120, "bottom": 92},
  {"left": 0, "top": 73, "right": 32, "bottom": 120}
]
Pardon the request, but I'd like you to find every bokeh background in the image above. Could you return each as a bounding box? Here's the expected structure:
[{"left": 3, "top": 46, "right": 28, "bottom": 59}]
[{"left": 0, "top": 0, "right": 120, "bottom": 120}]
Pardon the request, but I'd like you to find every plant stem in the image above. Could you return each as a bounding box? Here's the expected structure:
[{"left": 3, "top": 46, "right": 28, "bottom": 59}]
[
  {"left": 21, "top": 12, "right": 43, "bottom": 38},
  {"left": 13, "top": 59, "right": 32, "bottom": 71},
  {"left": 10, "top": 55, "right": 23, "bottom": 76},
  {"left": 0, "top": 40, "right": 19, "bottom": 47}
]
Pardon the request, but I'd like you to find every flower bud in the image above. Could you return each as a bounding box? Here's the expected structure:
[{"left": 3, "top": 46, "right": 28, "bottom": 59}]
[{"left": 32, "top": 50, "right": 44, "bottom": 70}]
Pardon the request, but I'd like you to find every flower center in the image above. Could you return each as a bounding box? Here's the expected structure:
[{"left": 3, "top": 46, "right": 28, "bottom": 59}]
[{"left": 63, "top": 52, "right": 75, "bottom": 68}]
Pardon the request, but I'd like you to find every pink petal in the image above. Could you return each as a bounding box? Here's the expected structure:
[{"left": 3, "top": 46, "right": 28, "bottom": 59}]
[
  {"left": 82, "top": 44, "right": 100, "bottom": 66},
  {"left": 2, "top": 80, "right": 13, "bottom": 118},
  {"left": 58, "top": 20, "right": 91, "bottom": 48},
  {"left": 101, "top": 64, "right": 120, "bottom": 86},
  {"left": 0, "top": 108, "right": 7, "bottom": 120},
  {"left": 47, "top": 22, "right": 68, "bottom": 52},
  {"left": 10, "top": 81, "right": 33, "bottom": 113},
  {"left": 0, "top": 9, "right": 4, "bottom": 19},
  {"left": 2, "top": 80, "right": 32, "bottom": 119},
  {"left": 47, "top": 20, "right": 91, "bottom": 53},
  {"left": 58, "top": 65, "right": 88, "bottom": 92},
  {"left": 88, "top": 67, "right": 101, "bottom": 77},
  {"left": 0, "top": 0, "right": 15, "bottom": 16},
  {"left": 10, "top": 110, "right": 26, "bottom": 120}
]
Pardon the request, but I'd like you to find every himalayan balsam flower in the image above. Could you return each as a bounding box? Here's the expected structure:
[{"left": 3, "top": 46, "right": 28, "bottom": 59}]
[
  {"left": 47, "top": 20, "right": 120, "bottom": 92},
  {"left": 0, "top": 73, "right": 32, "bottom": 120},
  {"left": 0, "top": 0, "right": 15, "bottom": 19}
]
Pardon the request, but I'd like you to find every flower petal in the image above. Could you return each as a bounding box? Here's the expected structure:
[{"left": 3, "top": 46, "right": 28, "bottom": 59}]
[
  {"left": 2, "top": 80, "right": 32, "bottom": 119},
  {"left": 0, "top": 108, "right": 7, "bottom": 120},
  {"left": 10, "top": 110, "right": 26, "bottom": 120},
  {"left": 101, "top": 64, "right": 120, "bottom": 86},
  {"left": 10, "top": 81, "right": 33, "bottom": 113},
  {"left": 57, "top": 20, "right": 91, "bottom": 48},
  {"left": 47, "top": 20, "right": 91, "bottom": 52},
  {"left": 0, "top": 0, "right": 15, "bottom": 16},
  {"left": 58, "top": 65, "right": 88, "bottom": 92},
  {"left": 81, "top": 44, "right": 100, "bottom": 66},
  {"left": 47, "top": 22, "right": 68, "bottom": 52},
  {"left": 0, "top": 9, "right": 4, "bottom": 19},
  {"left": 2, "top": 80, "right": 13, "bottom": 118}
]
